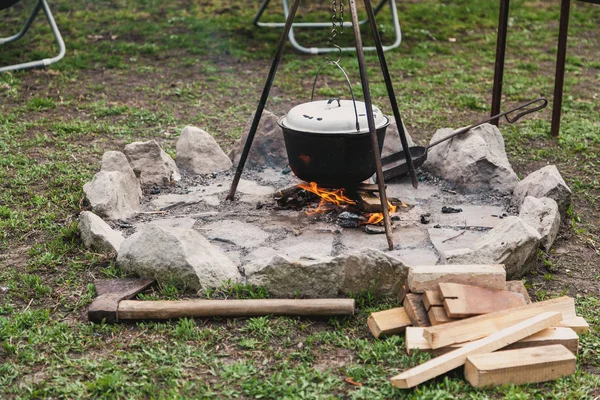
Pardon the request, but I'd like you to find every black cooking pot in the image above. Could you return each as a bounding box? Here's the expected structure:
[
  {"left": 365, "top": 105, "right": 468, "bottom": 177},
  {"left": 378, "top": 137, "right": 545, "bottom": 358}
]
[{"left": 279, "top": 98, "right": 389, "bottom": 186}]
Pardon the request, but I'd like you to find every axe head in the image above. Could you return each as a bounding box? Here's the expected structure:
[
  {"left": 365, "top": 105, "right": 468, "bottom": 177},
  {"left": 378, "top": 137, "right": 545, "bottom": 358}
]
[{"left": 88, "top": 278, "right": 154, "bottom": 324}]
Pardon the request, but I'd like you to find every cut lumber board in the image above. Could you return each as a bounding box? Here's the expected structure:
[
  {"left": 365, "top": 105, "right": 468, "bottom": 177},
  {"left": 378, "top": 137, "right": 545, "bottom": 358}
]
[
  {"left": 464, "top": 344, "right": 576, "bottom": 387},
  {"left": 561, "top": 316, "right": 590, "bottom": 334},
  {"left": 390, "top": 312, "right": 563, "bottom": 388},
  {"left": 505, "top": 280, "right": 531, "bottom": 304},
  {"left": 367, "top": 307, "right": 412, "bottom": 338},
  {"left": 423, "top": 290, "right": 444, "bottom": 311},
  {"left": 423, "top": 296, "right": 576, "bottom": 349},
  {"left": 403, "top": 293, "right": 431, "bottom": 327},
  {"left": 397, "top": 283, "right": 409, "bottom": 303},
  {"left": 428, "top": 306, "right": 458, "bottom": 325},
  {"left": 356, "top": 191, "right": 382, "bottom": 212},
  {"left": 438, "top": 282, "right": 527, "bottom": 318},
  {"left": 505, "top": 327, "right": 579, "bottom": 355},
  {"left": 407, "top": 265, "right": 506, "bottom": 293},
  {"left": 406, "top": 326, "right": 579, "bottom": 356}
]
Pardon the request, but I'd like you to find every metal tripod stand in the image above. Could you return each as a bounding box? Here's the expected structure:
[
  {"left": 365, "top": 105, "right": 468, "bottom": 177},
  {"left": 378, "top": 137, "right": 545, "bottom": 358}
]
[{"left": 226, "top": 0, "right": 418, "bottom": 251}]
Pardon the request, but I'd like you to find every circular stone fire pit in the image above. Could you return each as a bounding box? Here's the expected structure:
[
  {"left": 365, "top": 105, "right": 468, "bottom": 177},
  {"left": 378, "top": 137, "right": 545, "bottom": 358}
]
[{"left": 80, "top": 121, "right": 571, "bottom": 298}]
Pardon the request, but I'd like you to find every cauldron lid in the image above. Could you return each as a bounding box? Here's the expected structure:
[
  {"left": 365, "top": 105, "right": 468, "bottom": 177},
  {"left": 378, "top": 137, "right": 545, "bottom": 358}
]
[{"left": 282, "top": 99, "right": 387, "bottom": 134}]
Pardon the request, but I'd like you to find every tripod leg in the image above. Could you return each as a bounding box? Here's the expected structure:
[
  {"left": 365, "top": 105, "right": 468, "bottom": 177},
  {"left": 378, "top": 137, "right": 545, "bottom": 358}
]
[
  {"left": 363, "top": 0, "right": 418, "bottom": 189},
  {"left": 348, "top": 0, "right": 394, "bottom": 251},
  {"left": 226, "top": 0, "right": 301, "bottom": 201},
  {"left": 491, "top": 0, "right": 510, "bottom": 125}
]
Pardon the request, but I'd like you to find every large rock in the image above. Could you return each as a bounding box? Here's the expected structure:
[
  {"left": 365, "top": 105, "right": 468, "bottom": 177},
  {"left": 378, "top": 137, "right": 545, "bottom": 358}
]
[
  {"left": 78, "top": 211, "right": 124, "bottom": 253},
  {"left": 422, "top": 123, "right": 519, "bottom": 195},
  {"left": 244, "top": 254, "right": 344, "bottom": 298},
  {"left": 381, "top": 118, "right": 416, "bottom": 158},
  {"left": 176, "top": 126, "right": 232, "bottom": 175},
  {"left": 117, "top": 225, "right": 241, "bottom": 291},
  {"left": 244, "top": 248, "right": 408, "bottom": 298},
  {"left": 512, "top": 165, "right": 572, "bottom": 215},
  {"left": 83, "top": 151, "right": 142, "bottom": 220},
  {"left": 123, "top": 140, "right": 181, "bottom": 186},
  {"left": 519, "top": 196, "right": 560, "bottom": 251},
  {"left": 442, "top": 216, "right": 541, "bottom": 279},
  {"left": 228, "top": 110, "right": 287, "bottom": 169}
]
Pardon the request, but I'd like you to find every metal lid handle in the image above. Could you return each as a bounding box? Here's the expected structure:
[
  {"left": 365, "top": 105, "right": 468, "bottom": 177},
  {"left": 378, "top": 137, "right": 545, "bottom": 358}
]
[{"left": 311, "top": 57, "right": 360, "bottom": 132}]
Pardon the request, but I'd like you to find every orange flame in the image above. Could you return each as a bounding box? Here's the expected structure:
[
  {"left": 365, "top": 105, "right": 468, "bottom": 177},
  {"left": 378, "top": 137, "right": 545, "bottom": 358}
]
[
  {"left": 298, "top": 182, "right": 356, "bottom": 215},
  {"left": 297, "top": 182, "right": 399, "bottom": 225},
  {"left": 361, "top": 201, "right": 397, "bottom": 225}
]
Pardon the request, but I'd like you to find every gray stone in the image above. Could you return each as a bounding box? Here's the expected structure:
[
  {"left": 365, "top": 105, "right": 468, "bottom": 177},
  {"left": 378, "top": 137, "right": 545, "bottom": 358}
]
[
  {"left": 118, "top": 225, "right": 241, "bottom": 291},
  {"left": 242, "top": 247, "right": 279, "bottom": 263},
  {"left": 176, "top": 126, "right": 232, "bottom": 175},
  {"left": 237, "top": 179, "right": 276, "bottom": 203},
  {"left": 244, "top": 254, "right": 344, "bottom": 298},
  {"left": 199, "top": 219, "right": 269, "bottom": 249},
  {"left": 78, "top": 211, "right": 124, "bottom": 253},
  {"left": 428, "top": 228, "right": 486, "bottom": 254},
  {"left": 512, "top": 165, "right": 572, "bottom": 215},
  {"left": 429, "top": 205, "right": 507, "bottom": 229},
  {"left": 519, "top": 196, "right": 560, "bottom": 251},
  {"left": 148, "top": 217, "right": 197, "bottom": 230},
  {"left": 381, "top": 119, "right": 416, "bottom": 158},
  {"left": 422, "top": 123, "right": 519, "bottom": 195},
  {"left": 388, "top": 248, "right": 439, "bottom": 266},
  {"left": 442, "top": 216, "right": 541, "bottom": 279},
  {"left": 151, "top": 192, "right": 220, "bottom": 210},
  {"left": 83, "top": 151, "right": 142, "bottom": 220},
  {"left": 275, "top": 231, "right": 334, "bottom": 259},
  {"left": 340, "top": 249, "right": 409, "bottom": 297},
  {"left": 244, "top": 248, "right": 408, "bottom": 298},
  {"left": 229, "top": 110, "right": 288, "bottom": 169},
  {"left": 123, "top": 140, "right": 181, "bottom": 186}
]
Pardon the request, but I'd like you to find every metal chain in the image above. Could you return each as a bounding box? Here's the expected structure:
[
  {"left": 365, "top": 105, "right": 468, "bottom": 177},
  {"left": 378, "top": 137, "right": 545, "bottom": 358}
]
[
  {"left": 331, "top": 0, "right": 338, "bottom": 43},
  {"left": 339, "top": 0, "right": 344, "bottom": 34}
]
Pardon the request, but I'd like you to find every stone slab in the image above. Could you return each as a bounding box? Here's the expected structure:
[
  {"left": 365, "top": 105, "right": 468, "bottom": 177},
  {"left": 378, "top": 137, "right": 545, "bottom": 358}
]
[
  {"left": 427, "top": 205, "right": 506, "bottom": 229},
  {"left": 148, "top": 217, "right": 197, "bottom": 230},
  {"left": 428, "top": 228, "right": 486, "bottom": 254},
  {"left": 388, "top": 248, "right": 439, "bottom": 267},
  {"left": 274, "top": 231, "right": 334, "bottom": 260},
  {"left": 199, "top": 219, "right": 270, "bottom": 249}
]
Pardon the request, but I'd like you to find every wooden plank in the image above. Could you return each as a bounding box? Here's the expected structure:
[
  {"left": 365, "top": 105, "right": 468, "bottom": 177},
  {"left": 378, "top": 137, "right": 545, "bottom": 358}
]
[
  {"left": 405, "top": 327, "right": 462, "bottom": 356},
  {"left": 367, "top": 307, "right": 412, "bottom": 338},
  {"left": 464, "top": 345, "right": 576, "bottom": 387},
  {"left": 561, "top": 316, "right": 590, "bottom": 334},
  {"left": 407, "top": 326, "right": 579, "bottom": 356},
  {"left": 505, "top": 280, "right": 531, "bottom": 304},
  {"left": 423, "top": 296, "right": 576, "bottom": 349},
  {"left": 438, "top": 282, "right": 527, "bottom": 318},
  {"left": 397, "top": 283, "right": 409, "bottom": 303},
  {"left": 505, "top": 327, "right": 579, "bottom": 355},
  {"left": 390, "top": 312, "right": 563, "bottom": 388},
  {"left": 356, "top": 191, "right": 382, "bottom": 213},
  {"left": 403, "top": 293, "right": 431, "bottom": 327},
  {"left": 422, "top": 290, "right": 444, "bottom": 311},
  {"left": 407, "top": 265, "right": 506, "bottom": 293},
  {"left": 428, "top": 306, "right": 458, "bottom": 325}
]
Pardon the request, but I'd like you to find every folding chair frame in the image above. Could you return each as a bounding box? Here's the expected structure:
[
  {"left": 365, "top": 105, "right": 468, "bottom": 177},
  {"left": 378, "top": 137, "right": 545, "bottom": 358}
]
[
  {"left": 253, "top": 0, "right": 401, "bottom": 54},
  {"left": 0, "top": 0, "right": 65, "bottom": 73}
]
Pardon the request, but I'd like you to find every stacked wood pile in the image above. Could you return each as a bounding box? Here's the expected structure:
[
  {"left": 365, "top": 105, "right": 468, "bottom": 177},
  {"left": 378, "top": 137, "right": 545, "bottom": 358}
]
[{"left": 367, "top": 264, "right": 589, "bottom": 389}]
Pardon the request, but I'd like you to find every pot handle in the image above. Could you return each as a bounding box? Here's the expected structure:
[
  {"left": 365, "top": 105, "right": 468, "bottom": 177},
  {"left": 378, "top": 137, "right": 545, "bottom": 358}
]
[{"left": 311, "top": 60, "right": 360, "bottom": 132}]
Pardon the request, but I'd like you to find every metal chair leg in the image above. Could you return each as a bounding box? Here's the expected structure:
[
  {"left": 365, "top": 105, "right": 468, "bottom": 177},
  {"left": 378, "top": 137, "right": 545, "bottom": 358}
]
[{"left": 0, "top": 0, "right": 66, "bottom": 73}]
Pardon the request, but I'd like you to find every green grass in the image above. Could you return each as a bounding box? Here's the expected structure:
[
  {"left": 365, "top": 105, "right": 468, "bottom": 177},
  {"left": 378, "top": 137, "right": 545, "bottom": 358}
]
[{"left": 1, "top": 0, "right": 600, "bottom": 398}]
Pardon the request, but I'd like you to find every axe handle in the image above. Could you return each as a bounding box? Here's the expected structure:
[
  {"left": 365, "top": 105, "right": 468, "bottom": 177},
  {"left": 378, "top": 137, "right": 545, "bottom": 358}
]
[{"left": 117, "top": 298, "right": 355, "bottom": 320}]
